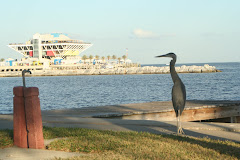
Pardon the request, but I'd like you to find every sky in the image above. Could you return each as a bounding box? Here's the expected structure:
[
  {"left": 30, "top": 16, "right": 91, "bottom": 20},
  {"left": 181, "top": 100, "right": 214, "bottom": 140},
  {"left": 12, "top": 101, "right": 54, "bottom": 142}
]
[{"left": 0, "top": 0, "right": 239, "bottom": 64}]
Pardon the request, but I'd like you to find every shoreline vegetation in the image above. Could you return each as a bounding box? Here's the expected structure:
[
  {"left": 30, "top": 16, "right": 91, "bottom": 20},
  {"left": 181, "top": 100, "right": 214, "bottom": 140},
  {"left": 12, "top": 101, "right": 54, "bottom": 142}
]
[{"left": 0, "top": 64, "right": 221, "bottom": 77}]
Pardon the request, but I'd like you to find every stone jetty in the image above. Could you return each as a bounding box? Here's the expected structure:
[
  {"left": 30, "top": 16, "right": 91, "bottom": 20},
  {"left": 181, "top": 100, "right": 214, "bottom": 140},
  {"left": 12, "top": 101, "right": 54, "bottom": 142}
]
[{"left": 0, "top": 64, "right": 220, "bottom": 77}]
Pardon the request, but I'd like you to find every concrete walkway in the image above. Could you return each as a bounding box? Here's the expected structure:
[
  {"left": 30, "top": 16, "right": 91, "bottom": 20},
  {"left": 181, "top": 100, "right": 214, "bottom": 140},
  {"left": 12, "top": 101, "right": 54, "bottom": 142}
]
[
  {"left": 0, "top": 147, "right": 84, "bottom": 160},
  {"left": 0, "top": 101, "right": 240, "bottom": 160}
]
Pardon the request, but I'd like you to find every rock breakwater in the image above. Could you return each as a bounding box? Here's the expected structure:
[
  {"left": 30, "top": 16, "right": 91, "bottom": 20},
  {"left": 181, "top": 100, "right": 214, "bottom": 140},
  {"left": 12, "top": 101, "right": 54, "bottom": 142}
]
[{"left": 0, "top": 64, "right": 221, "bottom": 77}]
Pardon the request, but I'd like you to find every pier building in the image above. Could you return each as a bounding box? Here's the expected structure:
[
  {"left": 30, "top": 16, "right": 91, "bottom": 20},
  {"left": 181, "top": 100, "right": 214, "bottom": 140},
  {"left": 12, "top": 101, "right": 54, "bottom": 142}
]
[{"left": 8, "top": 33, "right": 92, "bottom": 61}]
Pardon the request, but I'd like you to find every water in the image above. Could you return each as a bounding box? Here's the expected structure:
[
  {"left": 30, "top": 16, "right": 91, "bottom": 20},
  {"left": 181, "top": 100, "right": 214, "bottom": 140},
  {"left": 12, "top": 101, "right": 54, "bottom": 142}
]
[{"left": 0, "top": 62, "right": 239, "bottom": 114}]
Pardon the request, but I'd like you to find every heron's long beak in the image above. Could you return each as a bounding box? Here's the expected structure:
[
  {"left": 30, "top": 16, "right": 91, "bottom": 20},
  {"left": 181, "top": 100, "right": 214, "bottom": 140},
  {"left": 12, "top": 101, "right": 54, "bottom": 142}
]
[{"left": 155, "top": 54, "right": 168, "bottom": 58}]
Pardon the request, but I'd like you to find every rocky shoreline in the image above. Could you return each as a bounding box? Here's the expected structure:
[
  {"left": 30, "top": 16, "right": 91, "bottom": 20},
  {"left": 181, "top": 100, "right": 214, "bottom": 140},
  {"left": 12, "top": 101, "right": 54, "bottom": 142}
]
[{"left": 0, "top": 64, "right": 221, "bottom": 77}]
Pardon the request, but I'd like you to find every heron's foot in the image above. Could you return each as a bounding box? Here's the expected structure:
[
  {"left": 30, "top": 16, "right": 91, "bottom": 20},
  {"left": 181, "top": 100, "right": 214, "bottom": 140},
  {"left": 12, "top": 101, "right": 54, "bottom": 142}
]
[{"left": 177, "top": 127, "right": 185, "bottom": 135}]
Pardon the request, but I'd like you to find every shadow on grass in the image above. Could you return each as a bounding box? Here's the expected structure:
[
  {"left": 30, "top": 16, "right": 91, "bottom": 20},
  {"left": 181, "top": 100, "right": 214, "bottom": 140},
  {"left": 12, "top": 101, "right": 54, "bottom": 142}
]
[
  {"left": 43, "top": 126, "right": 240, "bottom": 159},
  {"left": 102, "top": 119, "right": 240, "bottom": 158},
  {"left": 164, "top": 134, "right": 240, "bottom": 159}
]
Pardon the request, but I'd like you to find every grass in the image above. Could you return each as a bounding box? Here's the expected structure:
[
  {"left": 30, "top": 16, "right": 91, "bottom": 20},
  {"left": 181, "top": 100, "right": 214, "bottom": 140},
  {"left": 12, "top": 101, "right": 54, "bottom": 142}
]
[
  {"left": 0, "top": 129, "right": 13, "bottom": 148},
  {"left": 1, "top": 127, "right": 240, "bottom": 159}
]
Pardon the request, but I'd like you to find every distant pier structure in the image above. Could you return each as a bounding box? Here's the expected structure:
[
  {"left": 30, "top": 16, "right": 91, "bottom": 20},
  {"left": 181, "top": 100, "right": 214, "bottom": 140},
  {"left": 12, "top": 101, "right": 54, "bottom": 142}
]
[
  {"left": 8, "top": 33, "right": 92, "bottom": 61},
  {"left": 1, "top": 33, "right": 220, "bottom": 77}
]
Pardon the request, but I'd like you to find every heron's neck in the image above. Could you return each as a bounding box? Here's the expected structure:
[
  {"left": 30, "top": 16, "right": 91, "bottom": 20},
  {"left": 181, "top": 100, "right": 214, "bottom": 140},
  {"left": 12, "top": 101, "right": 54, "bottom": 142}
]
[{"left": 170, "top": 58, "right": 180, "bottom": 83}]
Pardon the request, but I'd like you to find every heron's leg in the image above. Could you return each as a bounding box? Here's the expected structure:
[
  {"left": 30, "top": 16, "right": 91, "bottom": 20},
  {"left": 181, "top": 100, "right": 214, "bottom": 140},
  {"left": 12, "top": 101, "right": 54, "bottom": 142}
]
[
  {"left": 177, "top": 115, "right": 179, "bottom": 134},
  {"left": 177, "top": 110, "right": 184, "bottom": 135}
]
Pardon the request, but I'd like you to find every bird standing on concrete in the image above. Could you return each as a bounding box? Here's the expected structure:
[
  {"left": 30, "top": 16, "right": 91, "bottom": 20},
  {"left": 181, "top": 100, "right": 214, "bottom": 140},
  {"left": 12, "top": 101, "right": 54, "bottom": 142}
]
[{"left": 156, "top": 53, "right": 186, "bottom": 134}]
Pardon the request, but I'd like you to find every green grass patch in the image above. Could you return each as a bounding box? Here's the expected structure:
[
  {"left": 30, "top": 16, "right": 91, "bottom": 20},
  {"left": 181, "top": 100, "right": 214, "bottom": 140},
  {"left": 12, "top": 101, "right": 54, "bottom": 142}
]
[
  {"left": 43, "top": 127, "right": 240, "bottom": 159},
  {"left": 1, "top": 127, "right": 240, "bottom": 159},
  {"left": 0, "top": 129, "right": 13, "bottom": 148}
]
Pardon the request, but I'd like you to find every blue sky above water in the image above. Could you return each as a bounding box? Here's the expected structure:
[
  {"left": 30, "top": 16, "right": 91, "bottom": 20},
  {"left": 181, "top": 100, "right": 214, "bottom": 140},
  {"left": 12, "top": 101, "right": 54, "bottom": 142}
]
[{"left": 0, "top": 0, "right": 239, "bottom": 64}]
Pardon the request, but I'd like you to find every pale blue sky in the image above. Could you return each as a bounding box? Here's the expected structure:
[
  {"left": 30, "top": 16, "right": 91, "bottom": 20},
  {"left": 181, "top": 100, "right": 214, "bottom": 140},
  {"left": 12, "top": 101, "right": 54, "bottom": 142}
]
[{"left": 0, "top": 0, "right": 239, "bottom": 64}]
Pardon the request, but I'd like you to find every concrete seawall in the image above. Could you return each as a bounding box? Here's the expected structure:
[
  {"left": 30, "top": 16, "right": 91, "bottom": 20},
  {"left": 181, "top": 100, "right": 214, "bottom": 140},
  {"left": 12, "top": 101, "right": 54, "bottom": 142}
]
[{"left": 0, "top": 64, "right": 221, "bottom": 77}]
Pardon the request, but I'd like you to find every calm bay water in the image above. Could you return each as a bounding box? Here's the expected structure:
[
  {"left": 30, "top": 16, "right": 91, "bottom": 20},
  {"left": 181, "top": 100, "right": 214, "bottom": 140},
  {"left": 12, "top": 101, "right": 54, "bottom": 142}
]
[{"left": 0, "top": 62, "right": 239, "bottom": 114}]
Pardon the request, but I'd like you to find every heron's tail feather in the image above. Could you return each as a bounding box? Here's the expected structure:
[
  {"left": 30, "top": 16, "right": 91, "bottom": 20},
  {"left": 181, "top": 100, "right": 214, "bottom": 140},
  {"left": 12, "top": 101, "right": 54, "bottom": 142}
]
[{"left": 175, "top": 109, "right": 179, "bottom": 117}]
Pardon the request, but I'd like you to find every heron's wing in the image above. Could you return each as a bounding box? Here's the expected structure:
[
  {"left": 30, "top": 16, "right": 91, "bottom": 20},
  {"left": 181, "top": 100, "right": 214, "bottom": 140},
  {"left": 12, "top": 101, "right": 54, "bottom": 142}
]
[{"left": 172, "top": 81, "right": 186, "bottom": 117}]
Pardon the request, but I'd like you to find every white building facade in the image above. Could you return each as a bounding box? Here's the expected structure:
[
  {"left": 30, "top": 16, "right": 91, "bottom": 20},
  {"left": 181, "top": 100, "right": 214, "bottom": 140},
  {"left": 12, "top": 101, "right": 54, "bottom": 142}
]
[{"left": 8, "top": 33, "right": 92, "bottom": 61}]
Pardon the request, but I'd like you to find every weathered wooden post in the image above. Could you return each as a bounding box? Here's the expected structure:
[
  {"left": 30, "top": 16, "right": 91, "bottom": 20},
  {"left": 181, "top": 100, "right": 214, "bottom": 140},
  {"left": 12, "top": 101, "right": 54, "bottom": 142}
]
[{"left": 13, "top": 70, "right": 44, "bottom": 149}]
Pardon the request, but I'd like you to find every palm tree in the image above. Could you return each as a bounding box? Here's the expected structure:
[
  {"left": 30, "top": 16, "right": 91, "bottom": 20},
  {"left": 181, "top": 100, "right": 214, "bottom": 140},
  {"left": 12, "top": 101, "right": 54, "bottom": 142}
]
[
  {"left": 117, "top": 57, "right": 121, "bottom": 64},
  {"left": 95, "top": 55, "right": 100, "bottom": 60},
  {"left": 82, "top": 55, "right": 88, "bottom": 64},
  {"left": 89, "top": 55, "right": 93, "bottom": 63},
  {"left": 122, "top": 55, "right": 127, "bottom": 63},
  {"left": 107, "top": 55, "right": 111, "bottom": 62},
  {"left": 112, "top": 55, "right": 117, "bottom": 61},
  {"left": 0, "top": 58, "right": 4, "bottom": 62},
  {"left": 101, "top": 56, "right": 105, "bottom": 63}
]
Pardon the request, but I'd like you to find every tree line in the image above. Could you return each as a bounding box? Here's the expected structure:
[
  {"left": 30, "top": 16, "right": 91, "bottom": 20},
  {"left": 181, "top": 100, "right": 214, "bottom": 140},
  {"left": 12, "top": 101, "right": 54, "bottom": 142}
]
[
  {"left": 81, "top": 55, "right": 127, "bottom": 63},
  {"left": 0, "top": 55, "right": 129, "bottom": 63}
]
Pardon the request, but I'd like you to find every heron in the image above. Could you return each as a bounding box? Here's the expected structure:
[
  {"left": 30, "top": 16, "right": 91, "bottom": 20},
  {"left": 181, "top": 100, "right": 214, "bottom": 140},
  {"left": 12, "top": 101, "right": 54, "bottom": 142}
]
[{"left": 156, "top": 53, "right": 186, "bottom": 134}]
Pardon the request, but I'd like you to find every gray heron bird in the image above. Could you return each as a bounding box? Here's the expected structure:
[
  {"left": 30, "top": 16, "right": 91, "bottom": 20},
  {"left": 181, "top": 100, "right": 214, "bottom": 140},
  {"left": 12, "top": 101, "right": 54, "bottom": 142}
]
[{"left": 156, "top": 53, "right": 186, "bottom": 134}]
